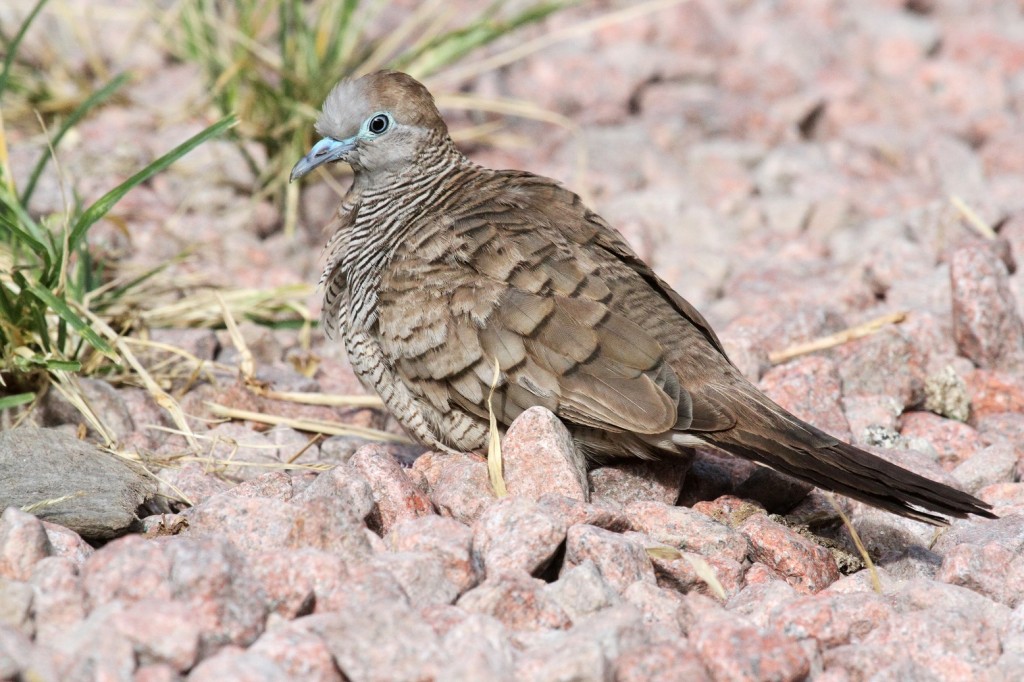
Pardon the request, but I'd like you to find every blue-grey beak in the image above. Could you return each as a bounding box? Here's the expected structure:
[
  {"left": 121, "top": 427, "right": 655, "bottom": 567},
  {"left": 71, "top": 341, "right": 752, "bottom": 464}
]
[{"left": 290, "top": 136, "right": 357, "bottom": 181}]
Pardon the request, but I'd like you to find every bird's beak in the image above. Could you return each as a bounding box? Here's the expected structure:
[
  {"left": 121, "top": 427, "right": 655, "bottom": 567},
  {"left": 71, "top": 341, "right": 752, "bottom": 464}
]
[{"left": 290, "top": 136, "right": 357, "bottom": 181}]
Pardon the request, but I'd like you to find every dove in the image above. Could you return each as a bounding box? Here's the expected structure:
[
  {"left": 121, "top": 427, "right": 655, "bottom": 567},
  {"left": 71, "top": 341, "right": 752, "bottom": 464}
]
[{"left": 291, "top": 70, "right": 994, "bottom": 524}]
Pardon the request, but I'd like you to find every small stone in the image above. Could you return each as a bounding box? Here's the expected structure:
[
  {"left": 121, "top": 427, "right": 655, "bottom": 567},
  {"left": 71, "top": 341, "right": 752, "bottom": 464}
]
[
  {"left": 111, "top": 598, "right": 201, "bottom": 670},
  {"left": 249, "top": 625, "right": 342, "bottom": 682},
  {"left": 248, "top": 549, "right": 347, "bottom": 618},
  {"left": 370, "top": 551, "right": 461, "bottom": 607},
  {"left": 502, "top": 406, "right": 589, "bottom": 502},
  {"left": 899, "top": 411, "right": 986, "bottom": 469},
  {"left": 315, "top": 563, "right": 410, "bottom": 614},
  {"left": 428, "top": 456, "right": 495, "bottom": 525},
  {"left": 691, "top": 495, "right": 767, "bottom": 527},
  {"left": 614, "top": 641, "right": 712, "bottom": 682},
  {"left": 923, "top": 365, "right": 972, "bottom": 422},
  {"left": 223, "top": 471, "right": 298, "bottom": 501},
  {"left": 691, "top": 616, "right": 810, "bottom": 682},
  {"left": 185, "top": 493, "right": 372, "bottom": 561},
  {"left": 843, "top": 395, "right": 903, "bottom": 446},
  {"left": 625, "top": 500, "right": 749, "bottom": 563},
  {"left": 457, "top": 570, "right": 572, "bottom": 631},
  {"left": 937, "top": 541, "right": 1024, "bottom": 608},
  {"left": 831, "top": 328, "right": 924, "bottom": 408},
  {"left": 644, "top": 543, "right": 746, "bottom": 600},
  {"left": 83, "top": 535, "right": 267, "bottom": 654},
  {"left": 964, "top": 369, "right": 1024, "bottom": 419},
  {"left": 40, "top": 521, "right": 94, "bottom": 565},
  {"left": 351, "top": 444, "right": 434, "bottom": 535},
  {"left": 409, "top": 450, "right": 479, "bottom": 495},
  {"left": 589, "top": 458, "right": 690, "bottom": 507},
  {"left": 536, "top": 493, "right": 633, "bottom": 532},
  {"left": 951, "top": 443, "right": 1017, "bottom": 493},
  {"left": 29, "top": 557, "right": 86, "bottom": 641},
  {"left": 472, "top": 496, "right": 566, "bottom": 577},
  {"left": 738, "top": 514, "right": 840, "bottom": 593},
  {"left": 544, "top": 560, "right": 621, "bottom": 622},
  {"left": 515, "top": 633, "right": 608, "bottom": 682},
  {"left": 726, "top": 580, "right": 800, "bottom": 630},
  {"left": 0, "top": 578, "right": 33, "bottom": 636},
  {"left": 951, "top": 243, "right": 1024, "bottom": 372},
  {"left": 292, "top": 461, "right": 375, "bottom": 523},
  {"left": 387, "top": 515, "right": 478, "bottom": 594},
  {"left": 0, "top": 507, "right": 52, "bottom": 581},
  {"left": 187, "top": 646, "right": 287, "bottom": 681},
  {"left": 158, "top": 462, "right": 230, "bottom": 507},
  {"left": 562, "top": 524, "right": 656, "bottom": 593},
  {"left": 767, "top": 591, "right": 893, "bottom": 648},
  {"left": 437, "top": 613, "right": 515, "bottom": 681},
  {"left": 759, "top": 355, "right": 852, "bottom": 442},
  {"left": 622, "top": 580, "right": 687, "bottom": 640}
]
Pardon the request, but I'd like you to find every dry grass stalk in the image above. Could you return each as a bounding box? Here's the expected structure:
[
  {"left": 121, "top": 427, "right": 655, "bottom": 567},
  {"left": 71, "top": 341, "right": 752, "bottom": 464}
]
[
  {"left": 205, "top": 401, "right": 411, "bottom": 443},
  {"left": 21, "top": 491, "right": 86, "bottom": 514},
  {"left": 217, "top": 291, "right": 256, "bottom": 382},
  {"left": 645, "top": 545, "right": 727, "bottom": 600},
  {"left": 825, "top": 492, "right": 882, "bottom": 594},
  {"left": 81, "top": 307, "right": 201, "bottom": 452},
  {"left": 768, "top": 311, "right": 907, "bottom": 365},
  {"left": 49, "top": 370, "right": 115, "bottom": 446},
  {"left": 255, "top": 388, "right": 384, "bottom": 409},
  {"left": 950, "top": 195, "right": 997, "bottom": 240},
  {"left": 486, "top": 357, "right": 508, "bottom": 498}
]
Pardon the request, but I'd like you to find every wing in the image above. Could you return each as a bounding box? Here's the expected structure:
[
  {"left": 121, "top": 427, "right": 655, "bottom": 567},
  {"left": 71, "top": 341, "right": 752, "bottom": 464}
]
[
  {"left": 378, "top": 267, "right": 684, "bottom": 435},
  {"left": 375, "top": 170, "right": 735, "bottom": 439}
]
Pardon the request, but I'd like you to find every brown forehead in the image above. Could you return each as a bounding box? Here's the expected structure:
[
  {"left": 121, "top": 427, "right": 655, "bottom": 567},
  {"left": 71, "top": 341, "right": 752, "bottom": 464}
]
[
  {"left": 367, "top": 72, "right": 437, "bottom": 121},
  {"left": 317, "top": 71, "right": 445, "bottom": 137}
]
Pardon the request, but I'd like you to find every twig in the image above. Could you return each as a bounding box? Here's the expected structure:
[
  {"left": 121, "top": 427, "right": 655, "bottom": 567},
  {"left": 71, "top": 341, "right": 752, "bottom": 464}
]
[
  {"left": 256, "top": 388, "right": 384, "bottom": 409},
  {"left": 768, "top": 311, "right": 907, "bottom": 365},
  {"left": 205, "top": 402, "right": 412, "bottom": 443},
  {"left": 950, "top": 195, "right": 997, "bottom": 240},
  {"left": 286, "top": 434, "right": 323, "bottom": 464}
]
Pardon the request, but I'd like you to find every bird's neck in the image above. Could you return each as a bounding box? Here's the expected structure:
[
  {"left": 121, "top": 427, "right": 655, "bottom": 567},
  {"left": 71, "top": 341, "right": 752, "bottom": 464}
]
[
  {"left": 343, "top": 133, "right": 471, "bottom": 331},
  {"left": 354, "top": 132, "right": 470, "bottom": 193}
]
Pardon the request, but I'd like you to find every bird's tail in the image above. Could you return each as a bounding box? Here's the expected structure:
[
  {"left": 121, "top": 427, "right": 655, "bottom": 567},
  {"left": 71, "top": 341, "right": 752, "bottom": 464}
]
[{"left": 700, "top": 392, "right": 996, "bottom": 525}]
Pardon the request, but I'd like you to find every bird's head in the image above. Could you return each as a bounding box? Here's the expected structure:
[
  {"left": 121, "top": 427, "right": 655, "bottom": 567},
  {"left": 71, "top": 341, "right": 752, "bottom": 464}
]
[{"left": 290, "top": 70, "right": 448, "bottom": 182}]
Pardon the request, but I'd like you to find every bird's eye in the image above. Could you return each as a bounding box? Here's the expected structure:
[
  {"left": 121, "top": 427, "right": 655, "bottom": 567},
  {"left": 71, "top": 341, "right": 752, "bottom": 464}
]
[{"left": 368, "top": 114, "right": 390, "bottom": 135}]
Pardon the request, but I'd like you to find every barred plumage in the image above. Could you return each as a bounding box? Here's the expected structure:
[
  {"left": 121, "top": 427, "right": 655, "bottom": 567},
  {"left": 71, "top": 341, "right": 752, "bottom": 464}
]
[{"left": 291, "top": 70, "right": 995, "bottom": 525}]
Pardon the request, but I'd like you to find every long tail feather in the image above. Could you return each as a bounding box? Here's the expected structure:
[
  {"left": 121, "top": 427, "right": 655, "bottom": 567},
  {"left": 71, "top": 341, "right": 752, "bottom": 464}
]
[{"left": 701, "top": 394, "right": 996, "bottom": 525}]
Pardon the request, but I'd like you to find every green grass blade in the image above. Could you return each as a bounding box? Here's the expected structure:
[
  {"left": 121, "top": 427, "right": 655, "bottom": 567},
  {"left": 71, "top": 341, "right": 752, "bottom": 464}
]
[
  {"left": 0, "top": 0, "right": 50, "bottom": 96},
  {"left": 68, "top": 114, "right": 237, "bottom": 252},
  {"left": 20, "top": 73, "right": 131, "bottom": 205},
  {"left": 0, "top": 392, "right": 35, "bottom": 409},
  {"left": 43, "top": 359, "right": 81, "bottom": 371},
  {"left": 0, "top": 185, "right": 53, "bottom": 265},
  {"left": 24, "top": 280, "right": 116, "bottom": 358}
]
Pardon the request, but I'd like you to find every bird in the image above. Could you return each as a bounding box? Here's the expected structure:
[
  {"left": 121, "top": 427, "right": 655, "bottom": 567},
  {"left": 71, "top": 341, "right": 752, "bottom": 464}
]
[{"left": 290, "top": 70, "right": 995, "bottom": 525}]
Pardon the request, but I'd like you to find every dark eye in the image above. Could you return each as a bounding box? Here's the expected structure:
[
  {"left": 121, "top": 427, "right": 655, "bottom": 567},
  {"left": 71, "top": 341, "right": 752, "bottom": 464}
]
[{"left": 368, "top": 114, "right": 390, "bottom": 135}]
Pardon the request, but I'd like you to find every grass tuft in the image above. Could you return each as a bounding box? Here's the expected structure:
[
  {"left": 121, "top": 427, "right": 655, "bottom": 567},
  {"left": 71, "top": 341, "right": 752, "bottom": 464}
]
[
  {"left": 163, "top": 0, "right": 571, "bottom": 236},
  {"left": 0, "top": 3, "right": 237, "bottom": 423}
]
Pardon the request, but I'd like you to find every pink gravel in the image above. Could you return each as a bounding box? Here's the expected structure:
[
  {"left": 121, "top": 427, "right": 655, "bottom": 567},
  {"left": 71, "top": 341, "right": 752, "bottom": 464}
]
[{"left": 4, "top": 0, "right": 1024, "bottom": 678}]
